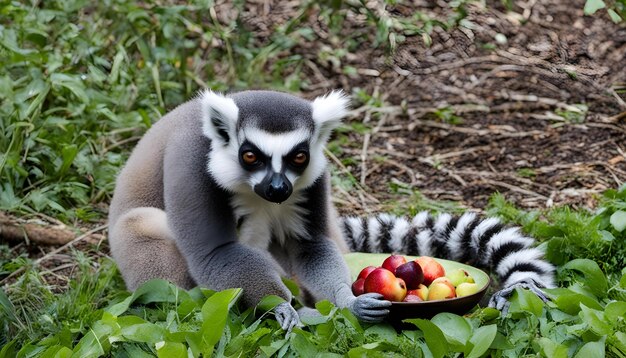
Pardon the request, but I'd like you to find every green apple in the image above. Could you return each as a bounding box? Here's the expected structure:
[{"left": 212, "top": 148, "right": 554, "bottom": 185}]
[{"left": 456, "top": 282, "right": 480, "bottom": 297}]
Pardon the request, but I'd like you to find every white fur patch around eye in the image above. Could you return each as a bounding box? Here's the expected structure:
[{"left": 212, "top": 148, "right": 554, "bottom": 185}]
[{"left": 200, "top": 90, "right": 239, "bottom": 144}]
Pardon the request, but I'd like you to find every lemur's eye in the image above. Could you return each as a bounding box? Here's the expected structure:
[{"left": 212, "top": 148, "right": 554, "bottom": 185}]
[
  {"left": 242, "top": 151, "right": 258, "bottom": 165},
  {"left": 292, "top": 152, "right": 308, "bottom": 166}
]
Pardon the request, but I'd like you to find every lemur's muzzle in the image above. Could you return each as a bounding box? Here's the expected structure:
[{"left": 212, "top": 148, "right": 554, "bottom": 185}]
[{"left": 255, "top": 172, "right": 293, "bottom": 204}]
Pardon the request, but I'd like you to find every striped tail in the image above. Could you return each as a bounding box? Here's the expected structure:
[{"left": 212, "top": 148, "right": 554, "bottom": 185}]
[{"left": 340, "top": 211, "right": 555, "bottom": 290}]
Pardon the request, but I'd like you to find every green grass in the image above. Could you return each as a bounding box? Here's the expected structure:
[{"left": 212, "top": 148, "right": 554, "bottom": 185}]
[{"left": 2, "top": 0, "right": 626, "bottom": 356}]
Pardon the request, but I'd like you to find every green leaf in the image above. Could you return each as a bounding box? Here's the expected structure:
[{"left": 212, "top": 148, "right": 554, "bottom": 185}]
[
  {"left": 156, "top": 341, "right": 187, "bottom": 358},
  {"left": 579, "top": 304, "right": 611, "bottom": 336},
  {"left": 607, "top": 9, "right": 623, "bottom": 23},
  {"left": 132, "top": 279, "right": 183, "bottom": 304},
  {"left": 199, "top": 288, "right": 242, "bottom": 354},
  {"left": 551, "top": 289, "right": 603, "bottom": 315},
  {"left": 365, "top": 323, "right": 397, "bottom": 344},
  {"left": 610, "top": 210, "right": 626, "bottom": 232},
  {"left": 59, "top": 144, "right": 78, "bottom": 175},
  {"left": 431, "top": 313, "right": 471, "bottom": 347},
  {"left": 465, "top": 324, "right": 497, "bottom": 358},
  {"left": 404, "top": 318, "right": 449, "bottom": 358},
  {"left": 574, "top": 340, "right": 605, "bottom": 358},
  {"left": 508, "top": 288, "right": 544, "bottom": 317},
  {"left": 291, "top": 330, "right": 319, "bottom": 356},
  {"left": 584, "top": 0, "right": 606, "bottom": 15},
  {"left": 282, "top": 277, "right": 300, "bottom": 296},
  {"left": 537, "top": 337, "right": 568, "bottom": 358},
  {"left": 121, "top": 322, "right": 165, "bottom": 343},
  {"left": 256, "top": 295, "right": 286, "bottom": 312},
  {"left": 72, "top": 330, "right": 106, "bottom": 357},
  {"left": 315, "top": 300, "right": 334, "bottom": 316},
  {"left": 604, "top": 301, "right": 626, "bottom": 323},
  {"left": 562, "top": 259, "right": 608, "bottom": 298}
]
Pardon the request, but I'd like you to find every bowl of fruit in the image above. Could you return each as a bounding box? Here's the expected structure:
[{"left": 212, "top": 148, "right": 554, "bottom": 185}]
[{"left": 345, "top": 253, "right": 490, "bottom": 321}]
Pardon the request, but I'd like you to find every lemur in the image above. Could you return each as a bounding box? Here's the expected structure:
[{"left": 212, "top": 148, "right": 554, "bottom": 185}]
[{"left": 108, "top": 90, "right": 554, "bottom": 331}]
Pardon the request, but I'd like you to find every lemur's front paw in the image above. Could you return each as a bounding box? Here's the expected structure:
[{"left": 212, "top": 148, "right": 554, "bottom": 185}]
[
  {"left": 488, "top": 279, "right": 549, "bottom": 314},
  {"left": 275, "top": 302, "right": 299, "bottom": 332},
  {"left": 349, "top": 293, "right": 392, "bottom": 323}
]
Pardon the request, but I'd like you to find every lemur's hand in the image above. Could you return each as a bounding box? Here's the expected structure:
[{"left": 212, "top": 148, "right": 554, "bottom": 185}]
[
  {"left": 275, "top": 302, "right": 299, "bottom": 332},
  {"left": 348, "top": 293, "right": 392, "bottom": 322},
  {"left": 488, "top": 279, "right": 549, "bottom": 315}
]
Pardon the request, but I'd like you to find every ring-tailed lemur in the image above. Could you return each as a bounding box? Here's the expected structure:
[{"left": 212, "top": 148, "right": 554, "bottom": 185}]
[
  {"left": 340, "top": 212, "right": 555, "bottom": 310},
  {"left": 108, "top": 89, "right": 554, "bottom": 332},
  {"left": 109, "top": 90, "right": 391, "bottom": 331}
]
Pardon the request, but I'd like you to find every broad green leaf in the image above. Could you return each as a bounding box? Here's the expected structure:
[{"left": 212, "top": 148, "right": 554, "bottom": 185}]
[
  {"left": 365, "top": 323, "right": 397, "bottom": 344},
  {"left": 156, "top": 341, "right": 187, "bottom": 358},
  {"left": 291, "top": 330, "right": 319, "bottom": 356},
  {"left": 256, "top": 295, "right": 285, "bottom": 312},
  {"left": 537, "top": 337, "right": 568, "bottom": 358},
  {"left": 282, "top": 277, "right": 300, "bottom": 296},
  {"left": 199, "top": 288, "right": 242, "bottom": 354},
  {"left": 404, "top": 318, "right": 448, "bottom": 358},
  {"left": 132, "top": 279, "right": 183, "bottom": 304},
  {"left": 508, "top": 288, "right": 544, "bottom": 317},
  {"left": 105, "top": 295, "right": 133, "bottom": 316},
  {"left": 552, "top": 289, "right": 603, "bottom": 315},
  {"left": 579, "top": 304, "right": 611, "bottom": 336},
  {"left": 610, "top": 210, "right": 626, "bottom": 232},
  {"left": 315, "top": 300, "right": 334, "bottom": 316},
  {"left": 584, "top": 0, "right": 606, "bottom": 15},
  {"left": 121, "top": 322, "right": 165, "bottom": 343},
  {"left": 431, "top": 313, "right": 471, "bottom": 347},
  {"left": 259, "top": 338, "right": 288, "bottom": 356},
  {"left": 465, "top": 324, "right": 497, "bottom": 358},
  {"left": 562, "top": 259, "right": 608, "bottom": 298},
  {"left": 39, "top": 345, "right": 72, "bottom": 358},
  {"left": 574, "top": 340, "right": 605, "bottom": 358},
  {"left": 604, "top": 301, "right": 626, "bottom": 322},
  {"left": 72, "top": 330, "right": 106, "bottom": 357}
]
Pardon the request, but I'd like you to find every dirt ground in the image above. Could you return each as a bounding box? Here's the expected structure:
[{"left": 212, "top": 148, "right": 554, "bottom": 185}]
[{"left": 243, "top": 0, "right": 626, "bottom": 214}]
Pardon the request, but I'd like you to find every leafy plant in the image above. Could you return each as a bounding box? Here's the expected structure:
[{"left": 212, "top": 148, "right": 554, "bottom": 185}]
[{"left": 584, "top": 0, "right": 626, "bottom": 23}]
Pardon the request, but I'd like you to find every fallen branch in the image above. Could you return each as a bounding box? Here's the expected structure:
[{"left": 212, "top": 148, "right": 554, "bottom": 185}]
[{"left": 0, "top": 212, "right": 75, "bottom": 245}]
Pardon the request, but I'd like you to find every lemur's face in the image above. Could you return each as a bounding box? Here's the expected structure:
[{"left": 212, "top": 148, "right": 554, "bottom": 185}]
[
  {"left": 237, "top": 128, "right": 311, "bottom": 203},
  {"left": 200, "top": 90, "right": 348, "bottom": 203}
]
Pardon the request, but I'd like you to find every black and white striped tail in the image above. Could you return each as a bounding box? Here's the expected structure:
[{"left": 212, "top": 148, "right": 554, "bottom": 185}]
[{"left": 340, "top": 211, "right": 555, "bottom": 290}]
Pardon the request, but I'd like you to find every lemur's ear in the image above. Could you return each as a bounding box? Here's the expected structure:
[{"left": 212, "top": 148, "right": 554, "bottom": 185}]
[
  {"left": 311, "top": 91, "right": 349, "bottom": 144},
  {"left": 200, "top": 90, "right": 239, "bottom": 146}
]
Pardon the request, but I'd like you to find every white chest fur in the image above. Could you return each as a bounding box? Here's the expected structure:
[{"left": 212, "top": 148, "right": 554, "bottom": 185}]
[{"left": 231, "top": 191, "right": 309, "bottom": 249}]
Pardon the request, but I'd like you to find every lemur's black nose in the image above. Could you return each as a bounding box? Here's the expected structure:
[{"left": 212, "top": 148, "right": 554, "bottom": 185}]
[{"left": 265, "top": 173, "right": 292, "bottom": 203}]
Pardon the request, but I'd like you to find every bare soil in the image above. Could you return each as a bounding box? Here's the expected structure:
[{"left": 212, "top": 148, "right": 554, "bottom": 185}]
[{"left": 245, "top": 0, "right": 626, "bottom": 214}]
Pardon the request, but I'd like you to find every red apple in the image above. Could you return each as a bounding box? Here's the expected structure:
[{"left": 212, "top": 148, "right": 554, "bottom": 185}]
[
  {"left": 394, "top": 261, "right": 424, "bottom": 290},
  {"left": 415, "top": 256, "right": 446, "bottom": 286},
  {"left": 364, "top": 268, "right": 407, "bottom": 302},
  {"left": 352, "top": 278, "right": 365, "bottom": 296},
  {"left": 357, "top": 265, "right": 378, "bottom": 280},
  {"left": 402, "top": 294, "right": 423, "bottom": 302},
  {"left": 382, "top": 255, "right": 407, "bottom": 274},
  {"left": 427, "top": 277, "right": 456, "bottom": 300}
]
